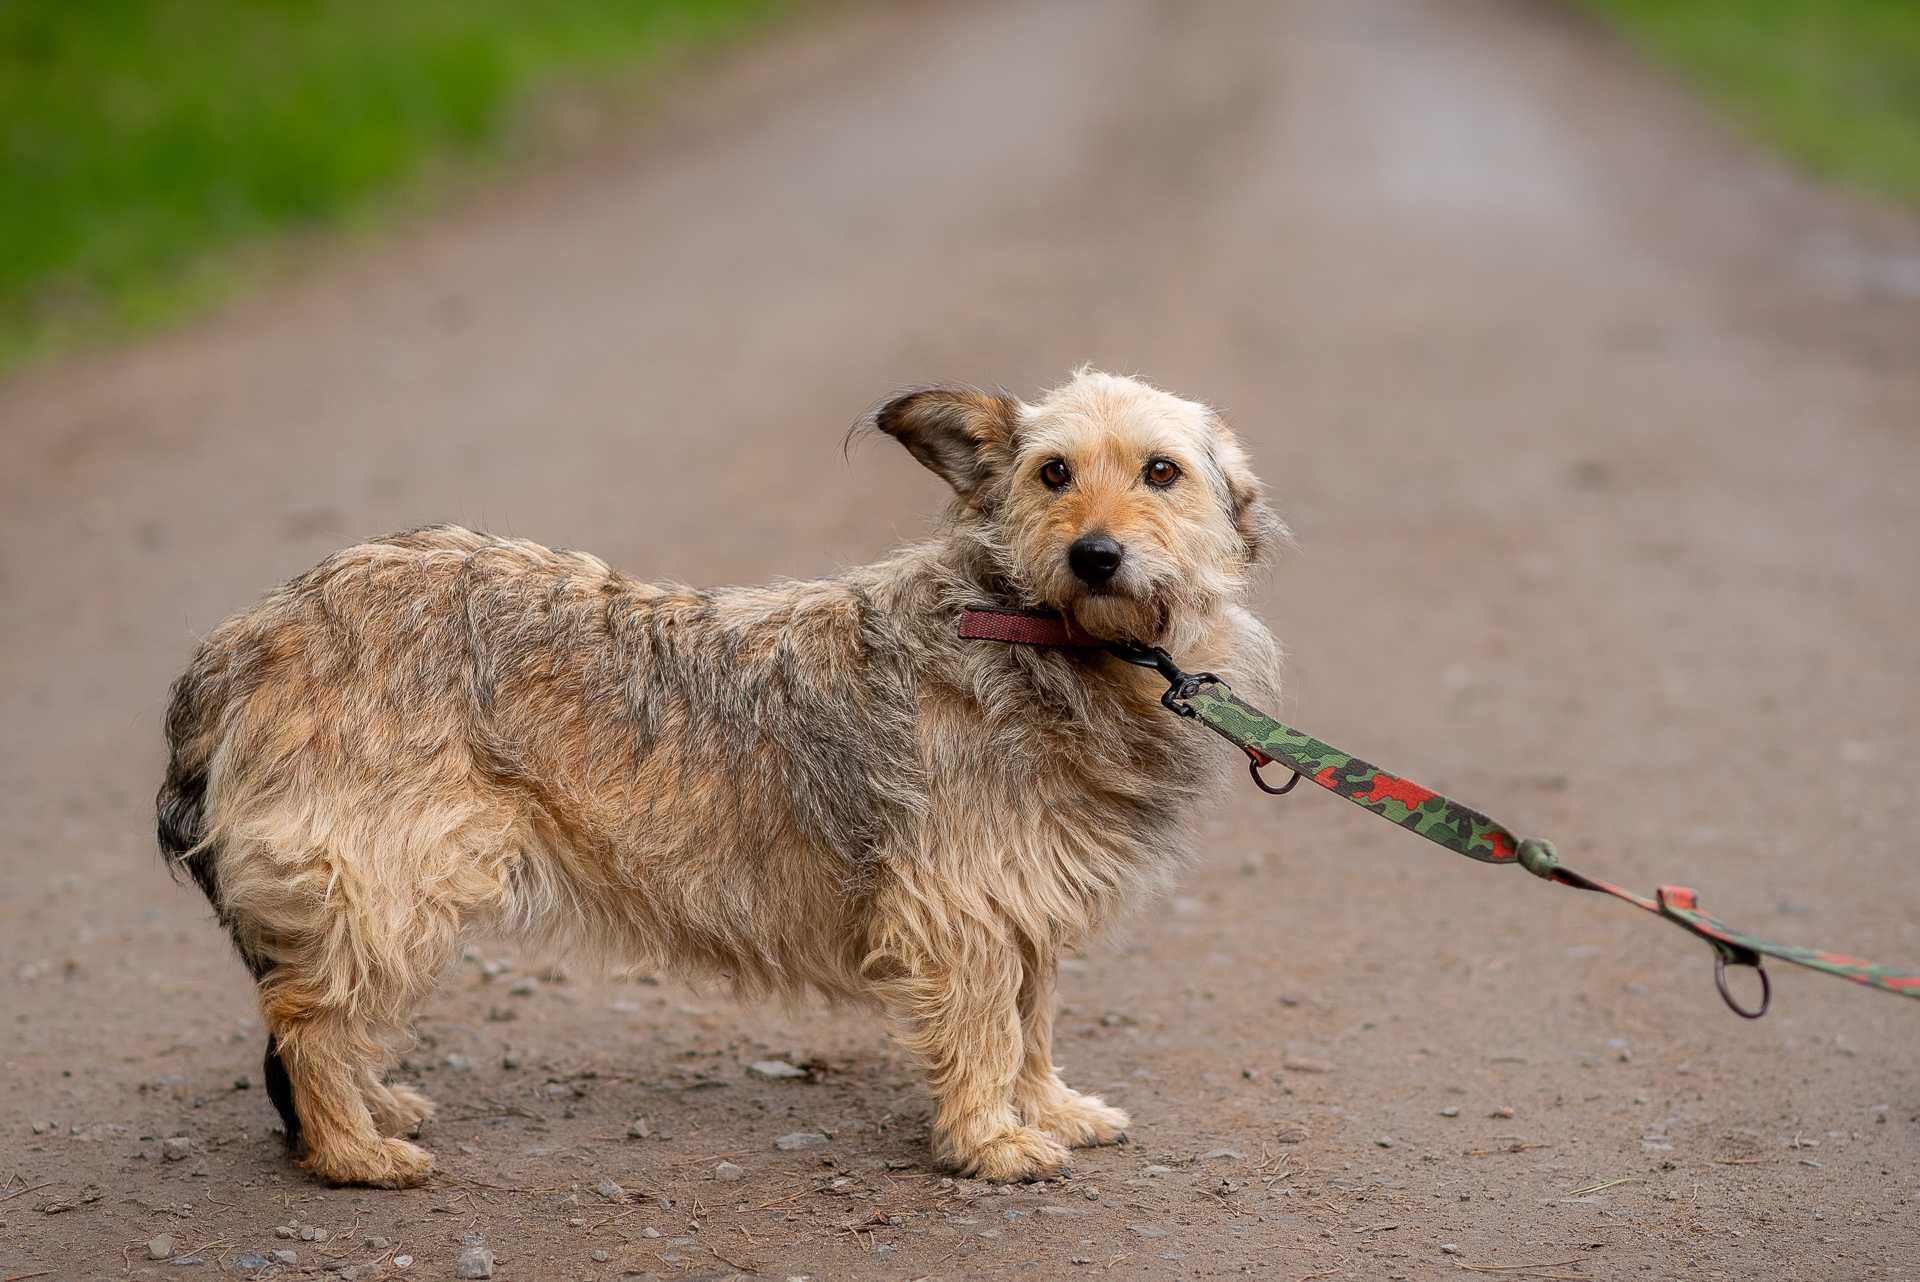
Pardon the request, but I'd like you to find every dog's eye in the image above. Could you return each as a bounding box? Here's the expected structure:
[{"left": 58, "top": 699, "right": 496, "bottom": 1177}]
[
  {"left": 1144, "top": 458, "right": 1180, "bottom": 488},
  {"left": 1039, "top": 459, "right": 1071, "bottom": 490}
]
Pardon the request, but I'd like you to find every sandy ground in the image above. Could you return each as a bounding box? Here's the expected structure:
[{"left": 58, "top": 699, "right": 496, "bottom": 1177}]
[{"left": 5, "top": 1, "right": 1920, "bottom": 1278}]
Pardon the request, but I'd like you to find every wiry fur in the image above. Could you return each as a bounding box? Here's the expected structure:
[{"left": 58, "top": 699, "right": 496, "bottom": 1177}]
[{"left": 156, "top": 369, "right": 1282, "bottom": 1187}]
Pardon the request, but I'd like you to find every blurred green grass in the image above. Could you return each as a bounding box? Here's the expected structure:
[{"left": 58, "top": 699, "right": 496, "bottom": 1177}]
[
  {"left": 1584, "top": 0, "right": 1920, "bottom": 209},
  {"left": 0, "top": 0, "right": 781, "bottom": 372}
]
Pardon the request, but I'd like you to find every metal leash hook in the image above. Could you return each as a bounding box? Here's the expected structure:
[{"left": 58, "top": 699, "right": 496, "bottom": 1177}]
[{"left": 1104, "top": 640, "right": 1220, "bottom": 718}]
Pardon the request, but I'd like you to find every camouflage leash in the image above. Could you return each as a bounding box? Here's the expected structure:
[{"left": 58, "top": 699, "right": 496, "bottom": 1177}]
[{"left": 959, "top": 608, "right": 1920, "bottom": 1017}]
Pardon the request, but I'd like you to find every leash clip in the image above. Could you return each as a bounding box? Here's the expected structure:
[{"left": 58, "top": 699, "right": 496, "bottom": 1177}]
[{"left": 1104, "top": 641, "right": 1218, "bottom": 717}]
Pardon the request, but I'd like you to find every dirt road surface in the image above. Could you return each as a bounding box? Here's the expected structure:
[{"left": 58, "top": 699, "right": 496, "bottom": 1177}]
[{"left": 6, "top": 2, "right": 1920, "bottom": 1278}]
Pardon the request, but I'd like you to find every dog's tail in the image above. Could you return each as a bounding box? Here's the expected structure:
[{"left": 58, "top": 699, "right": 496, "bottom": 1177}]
[{"left": 157, "top": 646, "right": 304, "bottom": 1147}]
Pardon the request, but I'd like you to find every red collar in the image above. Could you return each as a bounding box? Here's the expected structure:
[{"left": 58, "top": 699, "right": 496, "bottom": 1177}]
[{"left": 958, "top": 607, "right": 1102, "bottom": 648}]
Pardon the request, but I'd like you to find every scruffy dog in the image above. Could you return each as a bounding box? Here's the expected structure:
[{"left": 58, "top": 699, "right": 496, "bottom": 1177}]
[{"left": 157, "top": 369, "right": 1282, "bottom": 1187}]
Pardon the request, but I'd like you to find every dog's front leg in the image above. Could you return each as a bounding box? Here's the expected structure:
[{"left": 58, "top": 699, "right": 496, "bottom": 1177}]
[
  {"left": 869, "top": 925, "right": 1071, "bottom": 1182},
  {"left": 1013, "top": 948, "right": 1131, "bottom": 1148}
]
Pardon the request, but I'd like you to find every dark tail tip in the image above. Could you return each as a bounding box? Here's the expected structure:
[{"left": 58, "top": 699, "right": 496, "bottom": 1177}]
[
  {"left": 157, "top": 765, "right": 218, "bottom": 899},
  {"left": 264, "top": 1034, "right": 302, "bottom": 1149}
]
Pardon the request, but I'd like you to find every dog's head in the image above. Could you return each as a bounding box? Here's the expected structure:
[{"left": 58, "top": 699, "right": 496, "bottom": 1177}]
[{"left": 874, "top": 369, "right": 1281, "bottom": 648}]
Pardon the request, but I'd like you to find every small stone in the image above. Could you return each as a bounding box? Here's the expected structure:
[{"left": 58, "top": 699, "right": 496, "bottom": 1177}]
[
  {"left": 1438, "top": 1106, "right": 1460, "bottom": 1118},
  {"left": 232, "top": 1076, "right": 251, "bottom": 1091},
  {"left": 748, "top": 1059, "right": 808, "bottom": 1080},
  {"left": 273, "top": 1226, "right": 296, "bottom": 1240},
  {"left": 338, "top": 1268, "right": 362, "bottom": 1281},
  {"left": 444, "top": 1054, "right": 473, "bottom": 1071},
  {"left": 170, "top": 1256, "right": 205, "bottom": 1266},
  {"left": 363, "top": 1235, "right": 389, "bottom": 1250},
  {"left": 300, "top": 1227, "right": 329, "bottom": 1242},
  {"left": 270, "top": 1250, "right": 298, "bottom": 1266},
  {"left": 1274, "top": 1125, "right": 1309, "bottom": 1144},
  {"left": 1441, "top": 1243, "right": 1461, "bottom": 1255},
  {"left": 1128, "top": 1223, "right": 1168, "bottom": 1238},
  {"left": 500, "top": 1054, "right": 521, "bottom": 1070},
  {"left": 393, "top": 1256, "right": 413, "bottom": 1269},
  {"left": 147, "top": 1234, "right": 176, "bottom": 1260},
  {"left": 453, "top": 1246, "right": 494, "bottom": 1279},
  {"left": 626, "top": 1118, "right": 651, "bottom": 1139},
  {"left": 641, "top": 1227, "right": 662, "bottom": 1238},
  {"left": 232, "top": 1255, "right": 271, "bottom": 1273},
  {"left": 1036, "top": 1205, "right": 1087, "bottom": 1218},
  {"left": 1281, "top": 1057, "right": 1333, "bottom": 1074},
  {"left": 1489, "top": 1106, "right": 1516, "bottom": 1119},
  {"left": 775, "top": 1131, "right": 829, "bottom": 1151},
  {"left": 595, "top": 1179, "right": 626, "bottom": 1201},
  {"left": 588, "top": 1247, "right": 611, "bottom": 1262},
  {"left": 715, "top": 1161, "right": 747, "bottom": 1182},
  {"left": 160, "top": 1136, "right": 192, "bottom": 1161},
  {"left": 1201, "top": 1148, "right": 1244, "bottom": 1161},
  {"left": 508, "top": 978, "right": 537, "bottom": 996},
  {"left": 1141, "top": 1164, "right": 1174, "bottom": 1177},
  {"left": 1375, "top": 1136, "right": 1395, "bottom": 1148}
]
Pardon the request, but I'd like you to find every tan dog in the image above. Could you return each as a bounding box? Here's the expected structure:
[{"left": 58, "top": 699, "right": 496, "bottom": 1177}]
[{"left": 156, "top": 369, "right": 1283, "bottom": 1187}]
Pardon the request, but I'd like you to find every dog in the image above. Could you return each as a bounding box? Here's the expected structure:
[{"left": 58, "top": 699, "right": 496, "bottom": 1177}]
[{"left": 156, "top": 368, "right": 1283, "bottom": 1187}]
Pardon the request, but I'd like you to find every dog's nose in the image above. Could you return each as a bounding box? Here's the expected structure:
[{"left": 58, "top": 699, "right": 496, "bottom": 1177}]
[{"left": 1068, "top": 534, "right": 1124, "bottom": 587}]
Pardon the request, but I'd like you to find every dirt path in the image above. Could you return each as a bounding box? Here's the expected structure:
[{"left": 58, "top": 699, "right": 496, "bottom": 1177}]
[{"left": 5, "top": 1, "right": 1920, "bottom": 1278}]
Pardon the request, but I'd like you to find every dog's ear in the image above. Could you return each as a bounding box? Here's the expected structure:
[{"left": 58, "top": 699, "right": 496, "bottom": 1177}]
[
  {"left": 871, "top": 387, "right": 1019, "bottom": 501},
  {"left": 1211, "top": 418, "right": 1287, "bottom": 563}
]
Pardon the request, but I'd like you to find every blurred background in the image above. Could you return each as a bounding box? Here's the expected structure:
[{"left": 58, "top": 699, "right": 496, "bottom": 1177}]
[
  {"left": 4, "top": 2, "right": 1918, "bottom": 1279},
  {"left": 3, "top": 0, "right": 1916, "bottom": 370}
]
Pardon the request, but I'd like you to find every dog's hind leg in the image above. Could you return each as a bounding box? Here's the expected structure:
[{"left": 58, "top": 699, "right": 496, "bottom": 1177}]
[
  {"left": 265, "top": 998, "right": 433, "bottom": 1187},
  {"left": 227, "top": 821, "right": 476, "bottom": 1187},
  {"left": 1012, "top": 947, "right": 1129, "bottom": 1148},
  {"left": 867, "top": 903, "right": 1070, "bottom": 1182}
]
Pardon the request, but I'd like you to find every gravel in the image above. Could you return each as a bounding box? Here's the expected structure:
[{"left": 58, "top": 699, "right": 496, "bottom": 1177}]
[
  {"left": 453, "top": 1246, "right": 495, "bottom": 1279},
  {"left": 160, "top": 1136, "right": 192, "bottom": 1161},
  {"left": 595, "top": 1178, "right": 626, "bottom": 1201},
  {"left": 714, "top": 1161, "right": 747, "bottom": 1181},
  {"left": 270, "top": 1250, "right": 298, "bottom": 1266},
  {"left": 747, "top": 1059, "right": 808, "bottom": 1080},
  {"left": 146, "top": 1234, "right": 175, "bottom": 1260},
  {"left": 774, "top": 1131, "right": 829, "bottom": 1150}
]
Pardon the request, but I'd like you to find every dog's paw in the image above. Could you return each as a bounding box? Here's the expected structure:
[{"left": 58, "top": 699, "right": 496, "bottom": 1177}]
[
  {"left": 369, "top": 1084, "right": 436, "bottom": 1138},
  {"left": 950, "top": 1125, "right": 1071, "bottom": 1183},
  {"left": 301, "top": 1137, "right": 434, "bottom": 1188},
  {"left": 1025, "top": 1088, "right": 1130, "bottom": 1149}
]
